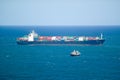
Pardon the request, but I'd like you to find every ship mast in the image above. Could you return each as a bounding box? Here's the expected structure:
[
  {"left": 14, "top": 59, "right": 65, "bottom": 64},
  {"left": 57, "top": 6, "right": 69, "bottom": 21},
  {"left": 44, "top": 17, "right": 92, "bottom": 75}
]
[{"left": 101, "top": 33, "right": 103, "bottom": 39}]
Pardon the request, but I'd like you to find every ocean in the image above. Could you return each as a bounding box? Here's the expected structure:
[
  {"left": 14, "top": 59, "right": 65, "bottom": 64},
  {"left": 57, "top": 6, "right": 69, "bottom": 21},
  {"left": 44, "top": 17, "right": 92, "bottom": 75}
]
[{"left": 0, "top": 26, "right": 120, "bottom": 80}]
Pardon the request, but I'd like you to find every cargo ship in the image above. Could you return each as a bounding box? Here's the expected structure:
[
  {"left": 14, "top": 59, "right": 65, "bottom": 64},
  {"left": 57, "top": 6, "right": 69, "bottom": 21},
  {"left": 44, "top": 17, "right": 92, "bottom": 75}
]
[{"left": 17, "top": 30, "right": 105, "bottom": 45}]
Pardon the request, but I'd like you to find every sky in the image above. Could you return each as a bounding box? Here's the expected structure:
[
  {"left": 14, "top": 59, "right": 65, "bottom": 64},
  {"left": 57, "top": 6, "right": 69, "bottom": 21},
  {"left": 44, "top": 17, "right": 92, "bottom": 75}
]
[{"left": 0, "top": 0, "right": 120, "bottom": 26}]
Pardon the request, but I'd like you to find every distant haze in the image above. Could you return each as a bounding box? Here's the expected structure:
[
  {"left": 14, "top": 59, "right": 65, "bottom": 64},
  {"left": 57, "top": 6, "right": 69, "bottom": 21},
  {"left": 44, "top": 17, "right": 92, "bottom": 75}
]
[{"left": 0, "top": 0, "right": 120, "bottom": 26}]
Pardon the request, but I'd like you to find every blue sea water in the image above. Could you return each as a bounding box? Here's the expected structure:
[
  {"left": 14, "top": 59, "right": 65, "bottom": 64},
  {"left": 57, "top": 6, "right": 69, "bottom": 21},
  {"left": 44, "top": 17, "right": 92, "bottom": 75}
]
[{"left": 0, "top": 26, "right": 120, "bottom": 80}]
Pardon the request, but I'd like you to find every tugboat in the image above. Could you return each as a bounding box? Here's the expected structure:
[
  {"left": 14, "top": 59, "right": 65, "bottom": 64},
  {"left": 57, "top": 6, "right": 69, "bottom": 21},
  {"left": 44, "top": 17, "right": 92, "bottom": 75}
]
[{"left": 70, "top": 50, "right": 80, "bottom": 56}]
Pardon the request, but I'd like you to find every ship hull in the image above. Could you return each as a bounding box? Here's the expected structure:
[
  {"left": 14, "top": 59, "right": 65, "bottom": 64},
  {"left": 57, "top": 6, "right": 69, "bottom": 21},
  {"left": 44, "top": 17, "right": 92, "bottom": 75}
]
[{"left": 17, "top": 39, "right": 105, "bottom": 45}]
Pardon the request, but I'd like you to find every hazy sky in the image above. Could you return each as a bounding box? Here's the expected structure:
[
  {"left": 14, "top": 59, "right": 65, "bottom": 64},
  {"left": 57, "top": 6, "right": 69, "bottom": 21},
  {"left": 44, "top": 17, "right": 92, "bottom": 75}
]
[{"left": 0, "top": 0, "right": 120, "bottom": 26}]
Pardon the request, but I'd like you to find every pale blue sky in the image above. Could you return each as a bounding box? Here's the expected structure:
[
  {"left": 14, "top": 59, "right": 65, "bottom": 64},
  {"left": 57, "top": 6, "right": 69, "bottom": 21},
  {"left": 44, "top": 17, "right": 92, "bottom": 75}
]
[{"left": 0, "top": 0, "right": 120, "bottom": 26}]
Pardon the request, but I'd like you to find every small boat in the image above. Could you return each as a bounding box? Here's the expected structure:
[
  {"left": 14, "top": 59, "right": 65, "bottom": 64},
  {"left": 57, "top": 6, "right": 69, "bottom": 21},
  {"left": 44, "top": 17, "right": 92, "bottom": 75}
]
[{"left": 70, "top": 50, "right": 80, "bottom": 56}]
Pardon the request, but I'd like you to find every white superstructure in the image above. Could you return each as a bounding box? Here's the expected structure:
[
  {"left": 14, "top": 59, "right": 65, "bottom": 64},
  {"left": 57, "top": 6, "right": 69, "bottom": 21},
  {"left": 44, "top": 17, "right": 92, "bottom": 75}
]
[{"left": 28, "top": 31, "right": 34, "bottom": 41}]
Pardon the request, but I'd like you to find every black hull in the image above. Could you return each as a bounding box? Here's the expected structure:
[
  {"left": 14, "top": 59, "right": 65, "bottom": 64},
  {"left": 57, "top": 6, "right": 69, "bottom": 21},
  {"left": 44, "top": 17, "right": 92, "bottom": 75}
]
[{"left": 17, "top": 39, "right": 105, "bottom": 45}]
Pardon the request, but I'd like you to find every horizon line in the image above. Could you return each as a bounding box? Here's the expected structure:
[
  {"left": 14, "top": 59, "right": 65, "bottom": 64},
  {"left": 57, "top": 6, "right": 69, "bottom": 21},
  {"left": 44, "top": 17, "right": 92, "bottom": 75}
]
[{"left": 0, "top": 25, "right": 120, "bottom": 27}]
